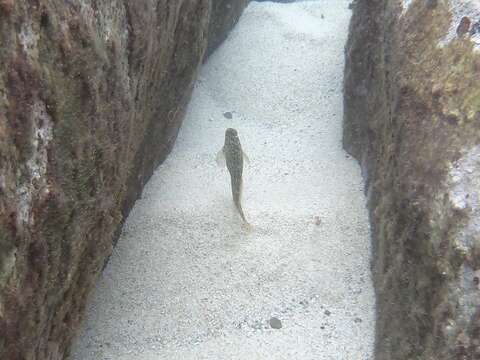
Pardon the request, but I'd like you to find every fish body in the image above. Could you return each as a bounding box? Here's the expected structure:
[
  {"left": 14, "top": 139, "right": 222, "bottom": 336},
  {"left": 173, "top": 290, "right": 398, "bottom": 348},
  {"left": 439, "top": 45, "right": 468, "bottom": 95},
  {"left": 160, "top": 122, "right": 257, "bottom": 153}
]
[{"left": 217, "top": 128, "right": 249, "bottom": 224}]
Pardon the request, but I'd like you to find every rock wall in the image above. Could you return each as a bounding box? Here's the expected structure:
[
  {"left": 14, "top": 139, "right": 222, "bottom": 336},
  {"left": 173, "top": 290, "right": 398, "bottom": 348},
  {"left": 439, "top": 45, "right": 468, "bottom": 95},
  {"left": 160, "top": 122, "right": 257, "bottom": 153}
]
[
  {"left": 344, "top": 0, "right": 480, "bottom": 358},
  {"left": 206, "top": 0, "right": 249, "bottom": 57},
  {"left": 0, "top": 1, "right": 248, "bottom": 359}
]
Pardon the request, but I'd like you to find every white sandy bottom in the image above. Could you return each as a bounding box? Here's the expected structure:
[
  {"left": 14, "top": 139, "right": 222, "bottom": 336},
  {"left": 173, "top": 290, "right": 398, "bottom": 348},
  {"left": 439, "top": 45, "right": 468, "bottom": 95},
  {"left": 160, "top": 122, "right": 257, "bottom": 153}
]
[{"left": 71, "top": 1, "right": 375, "bottom": 359}]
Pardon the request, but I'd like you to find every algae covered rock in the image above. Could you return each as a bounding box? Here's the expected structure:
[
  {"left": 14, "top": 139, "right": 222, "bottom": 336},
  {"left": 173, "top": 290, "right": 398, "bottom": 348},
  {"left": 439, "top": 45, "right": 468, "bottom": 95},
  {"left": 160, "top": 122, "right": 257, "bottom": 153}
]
[
  {"left": 0, "top": 1, "right": 247, "bottom": 359},
  {"left": 344, "top": 0, "right": 480, "bottom": 358}
]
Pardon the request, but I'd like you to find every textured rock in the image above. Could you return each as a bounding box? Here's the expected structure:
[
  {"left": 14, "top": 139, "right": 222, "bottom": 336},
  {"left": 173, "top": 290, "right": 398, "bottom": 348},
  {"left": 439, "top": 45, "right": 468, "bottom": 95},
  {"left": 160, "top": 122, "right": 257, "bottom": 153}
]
[
  {"left": 206, "top": 0, "right": 249, "bottom": 57},
  {"left": 344, "top": 0, "right": 480, "bottom": 359},
  {"left": 0, "top": 1, "right": 247, "bottom": 359}
]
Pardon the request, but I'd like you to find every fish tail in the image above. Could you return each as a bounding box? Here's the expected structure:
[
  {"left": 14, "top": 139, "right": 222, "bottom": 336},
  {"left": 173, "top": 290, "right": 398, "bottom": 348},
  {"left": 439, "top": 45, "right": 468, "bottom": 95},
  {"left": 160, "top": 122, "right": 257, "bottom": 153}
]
[
  {"left": 235, "top": 197, "right": 248, "bottom": 223},
  {"left": 231, "top": 177, "right": 248, "bottom": 223}
]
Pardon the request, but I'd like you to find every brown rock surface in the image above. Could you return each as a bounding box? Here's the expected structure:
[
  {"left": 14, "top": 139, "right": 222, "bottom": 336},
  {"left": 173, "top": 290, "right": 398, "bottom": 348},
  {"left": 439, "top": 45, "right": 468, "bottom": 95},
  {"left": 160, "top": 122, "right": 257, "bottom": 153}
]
[
  {"left": 0, "top": 1, "right": 247, "bottom": 359},
  {"left": 344, "top": 0, "right": 480, "bottom": 358},
  {"left": 206, "top": 0, "right": 249, "bottom": 57}
]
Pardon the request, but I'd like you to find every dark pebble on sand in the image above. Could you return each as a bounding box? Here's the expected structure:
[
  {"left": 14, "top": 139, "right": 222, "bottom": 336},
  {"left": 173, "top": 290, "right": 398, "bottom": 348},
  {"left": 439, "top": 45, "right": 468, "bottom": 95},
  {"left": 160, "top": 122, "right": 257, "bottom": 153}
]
[{"left": 269, "top": 317, "right": 282, "bottom": 329}]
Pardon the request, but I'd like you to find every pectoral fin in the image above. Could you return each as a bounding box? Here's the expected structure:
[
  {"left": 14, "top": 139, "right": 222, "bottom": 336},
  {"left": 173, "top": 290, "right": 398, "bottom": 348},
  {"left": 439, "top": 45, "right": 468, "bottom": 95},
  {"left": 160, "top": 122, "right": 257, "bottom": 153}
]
[
  {"left": 243, "top": 151, "right": 250, "bottom": 165},
  {"left": 216, "top": 147, "right": 226, "bottom": 167}
]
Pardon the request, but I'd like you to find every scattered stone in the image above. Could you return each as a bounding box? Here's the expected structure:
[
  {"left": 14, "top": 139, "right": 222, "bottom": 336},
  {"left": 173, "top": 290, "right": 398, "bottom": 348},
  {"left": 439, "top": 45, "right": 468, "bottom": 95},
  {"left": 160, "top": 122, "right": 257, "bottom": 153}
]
[
  {"left": 223, "top": 111, "right": 233, "bottom": 119},
  {"left": 324, "top": 310, "right": 331, "bottom": 316},
  {"left": 314, "top": 216, "right": 322, "bottom": 226},
  {"left": 354, "top": 317, "right": 363, "bottom": 323},
  {"left": 457, "top": 16, "right": 471, "bottom": 37},
  {"left": 269, "top": 317, "right": 282, "bottom": 329},
  {"left": 471, "top": 21, "right": 480, "bottom": 36},
  {"left": 474, "top": 270, "right": 480, "bottom": 289}
]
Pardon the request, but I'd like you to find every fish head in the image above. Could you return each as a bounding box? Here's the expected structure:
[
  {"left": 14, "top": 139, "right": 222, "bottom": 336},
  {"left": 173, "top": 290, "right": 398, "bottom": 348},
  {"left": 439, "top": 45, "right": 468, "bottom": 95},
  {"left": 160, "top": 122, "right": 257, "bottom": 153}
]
[
  {"left": 225, "top": 128, "right": 239, "bottom": 142},
  {"left": 225, "top": 128, "right": 238, "bottom": 137}
]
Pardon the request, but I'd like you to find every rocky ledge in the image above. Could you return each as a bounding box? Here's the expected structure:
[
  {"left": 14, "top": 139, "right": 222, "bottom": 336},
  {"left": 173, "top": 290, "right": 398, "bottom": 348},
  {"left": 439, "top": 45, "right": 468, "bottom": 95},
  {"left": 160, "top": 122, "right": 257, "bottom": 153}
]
[
  {"left": 344, "top": 0, "right": 480, "bottom": 359},
  {"left": 0, "top": 1, "right": 248, "bottom": 359}
]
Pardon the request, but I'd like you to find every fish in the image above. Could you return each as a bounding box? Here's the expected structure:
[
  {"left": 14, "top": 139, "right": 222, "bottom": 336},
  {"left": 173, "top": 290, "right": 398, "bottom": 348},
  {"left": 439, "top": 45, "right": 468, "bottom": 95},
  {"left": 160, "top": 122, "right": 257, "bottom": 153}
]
[{"left": 216, "top": 128, "right": 250, "bottom": 225}]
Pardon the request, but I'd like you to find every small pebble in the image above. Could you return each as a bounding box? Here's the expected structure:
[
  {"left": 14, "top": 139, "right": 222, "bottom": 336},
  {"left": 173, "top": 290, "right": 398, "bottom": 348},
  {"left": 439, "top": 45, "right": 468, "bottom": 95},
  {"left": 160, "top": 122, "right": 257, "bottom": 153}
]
[
  {"left": 354, "top": 317, "right": 363, "bottom": 323},
  {"left": 457, "top": 16, "right": 471, "bottom": 37},
  {"left": 269, "top": 317, "right": 282, "bottom": 329},
  {"left": 223, "top": 112, "right": 233, "bottom": 119},
  {"left": 471, "top": 21, "right": 480, "bottom": 36},
  {"left": 324, "top": 310, "right": 331, "bottom": 316}
]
